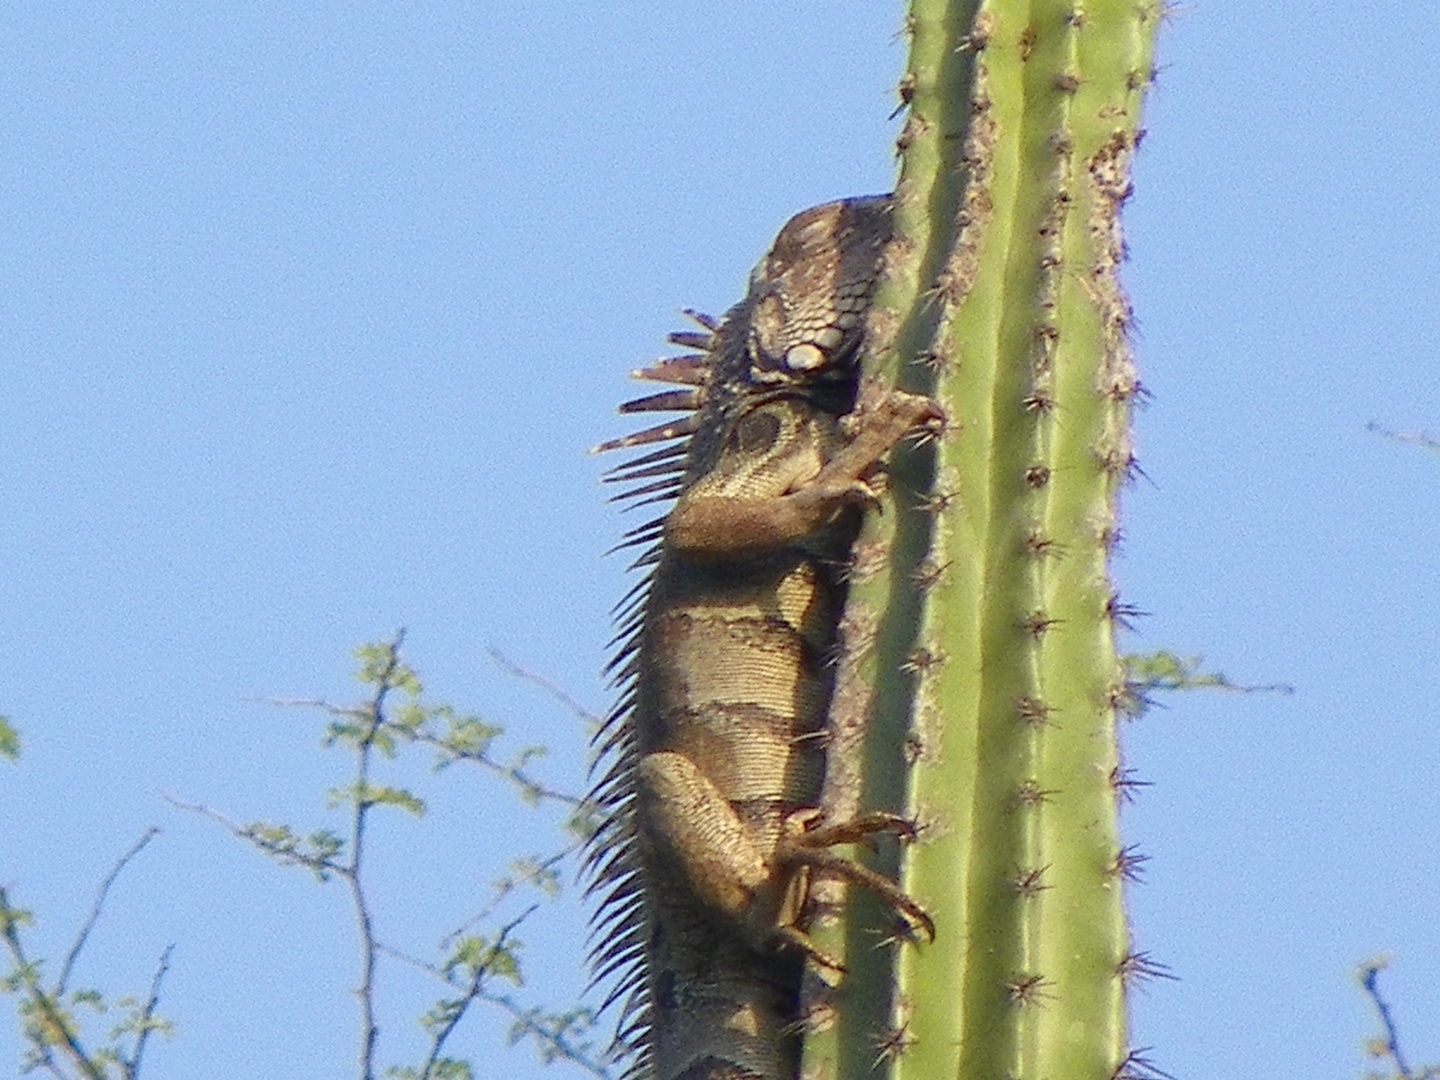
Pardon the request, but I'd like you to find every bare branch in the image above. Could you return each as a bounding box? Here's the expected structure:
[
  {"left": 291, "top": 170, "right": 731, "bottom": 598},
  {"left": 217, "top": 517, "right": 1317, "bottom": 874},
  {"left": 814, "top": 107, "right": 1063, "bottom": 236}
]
[
  {"left": 487, "top": 649, "right": 603, "bottom": 728},
  {"left": 124, "top": 944, "right": 174, "bottom": 1080},
  {"left": 443, "top": 843, "right": 580, "bottom": 947},
  {"left": 1367, "top": 421, "right": 1440, "bottom": 453},
  {"left": 59, "top": 828, "right": 161, "bottom": 995},
  {"left": 1360, "top": 959, "right": 1438, "bottom": 1080}
]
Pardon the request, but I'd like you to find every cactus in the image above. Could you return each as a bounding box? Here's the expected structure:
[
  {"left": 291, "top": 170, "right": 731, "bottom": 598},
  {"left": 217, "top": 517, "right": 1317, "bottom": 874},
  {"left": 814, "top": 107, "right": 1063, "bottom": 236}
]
[{"left": 802, "top": 2, "right": 1161, "bottom": 1079}]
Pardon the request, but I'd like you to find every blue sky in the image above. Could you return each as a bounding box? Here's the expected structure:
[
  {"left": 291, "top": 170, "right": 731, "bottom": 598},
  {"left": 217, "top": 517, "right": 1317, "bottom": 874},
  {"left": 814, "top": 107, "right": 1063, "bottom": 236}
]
[{"left": 2, "top": 3, "right": 1438, "bottom": 1078}]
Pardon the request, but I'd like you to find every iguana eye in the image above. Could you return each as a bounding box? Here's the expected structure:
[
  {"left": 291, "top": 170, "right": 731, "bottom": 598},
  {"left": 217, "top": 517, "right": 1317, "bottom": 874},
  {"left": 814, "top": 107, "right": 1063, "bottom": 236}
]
[{"left": 784, "top": 343, "right": 826, "bottom": 371}]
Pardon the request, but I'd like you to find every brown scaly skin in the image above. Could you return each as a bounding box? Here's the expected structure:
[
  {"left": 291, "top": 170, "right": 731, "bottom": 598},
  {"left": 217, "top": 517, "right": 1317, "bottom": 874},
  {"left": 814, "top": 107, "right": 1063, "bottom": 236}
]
[{"left": 587, "top": 198, "right": 936, "bottom": 1080}]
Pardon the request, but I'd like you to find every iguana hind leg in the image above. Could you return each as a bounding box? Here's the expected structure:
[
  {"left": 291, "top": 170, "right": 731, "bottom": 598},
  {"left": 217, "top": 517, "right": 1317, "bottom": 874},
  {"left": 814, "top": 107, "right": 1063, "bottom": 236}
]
[
  {"left": 637, "top": 756, "right": 932, "bottom": 961},
  {"left": 637, "top": 751, "right": 771, "bottom": 923}
]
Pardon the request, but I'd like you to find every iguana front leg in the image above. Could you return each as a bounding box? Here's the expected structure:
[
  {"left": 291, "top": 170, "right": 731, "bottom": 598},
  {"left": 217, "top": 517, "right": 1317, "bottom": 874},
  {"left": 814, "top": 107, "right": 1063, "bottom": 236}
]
[{"left": 664, "top": 388, "right": 942, "bottom": 558}]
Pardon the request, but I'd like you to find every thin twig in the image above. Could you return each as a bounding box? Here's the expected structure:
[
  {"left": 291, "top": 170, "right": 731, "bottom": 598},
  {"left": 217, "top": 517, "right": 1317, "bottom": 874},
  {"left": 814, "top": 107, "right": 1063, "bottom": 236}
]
[
  {"left": 262, "top": 698, "right": 369, "bottom": 717},
  {"left": 487, "top": 649, "right": 604, "bottom": 728},
  {"left": 443, "top": 843, "right": 580, "bottom": 947},
  {"left": 494, "top": 998, "right": 610, "bottom": 1079},
  {"left": 125, "top": 943, "right": 174, "bottom": 1080},
  {"left": 58, "top": 827, "right": 161, "bottom": 995},
  {"left": 161, "top": 793, "right": 242, "bottom": 829},
  {"left": 374, "top": 910, "right": 610, "bottom": 1080},
  {"left": 1362, "top": 960, "right": 1415, "bottom": 1079},
  {"left": 399, "top": 722, "right": 584, "bottom": 808},
  {"left": 162, "top": 794, "right": 345, "bottom": 878},
  {"left": 1367, "top": 421, "right": 1440, "bottom": 453},
  {"left": 422, "top": 907, "right": 532, "bottom": 1078},
  {"left": 379, "top": 904, "right": 538, "bottom": 982}
]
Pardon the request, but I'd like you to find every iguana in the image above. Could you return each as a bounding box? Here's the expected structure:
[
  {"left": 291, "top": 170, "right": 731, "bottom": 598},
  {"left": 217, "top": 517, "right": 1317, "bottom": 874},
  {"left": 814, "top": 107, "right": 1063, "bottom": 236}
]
[{"left": 586, "top": 197, "right": 937, "bottom": 1080}]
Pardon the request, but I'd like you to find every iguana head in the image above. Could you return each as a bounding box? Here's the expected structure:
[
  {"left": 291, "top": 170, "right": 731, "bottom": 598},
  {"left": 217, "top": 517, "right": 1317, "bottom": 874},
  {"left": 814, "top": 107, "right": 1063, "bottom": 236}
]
[
  {"left": 595, "top": 197, "right": 893, "bottom": 460},
  {"left": 744, "top": 196, "right": 891, "bottom": 388}
]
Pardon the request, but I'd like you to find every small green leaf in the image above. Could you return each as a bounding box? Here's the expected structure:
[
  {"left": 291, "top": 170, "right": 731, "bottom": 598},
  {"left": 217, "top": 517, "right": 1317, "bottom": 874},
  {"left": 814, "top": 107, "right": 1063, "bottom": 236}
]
[
  {"left": 324, "top": 717, "right": 368, "bottom": 747},
  {"left": 0, "top": 898, "right": 36, "bottom": 935},
  {"left": 70, "top": 987, "right": 105, "bottom": 1010},
  {"left": 443, "top": 715, "right": 501, "bottom": 758},
  {"left": 330, "top": 781, "right": 425, "bottom": 816},
  {"left": 393, "top": 702, "right": 428, "bottom": 734}
]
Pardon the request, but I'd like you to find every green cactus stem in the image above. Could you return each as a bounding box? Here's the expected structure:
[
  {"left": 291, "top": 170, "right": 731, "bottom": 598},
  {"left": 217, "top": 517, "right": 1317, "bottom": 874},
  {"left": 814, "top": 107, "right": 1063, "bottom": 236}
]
[{"left": 802, "top": 3, "right": 1160, "bottom": 1080}]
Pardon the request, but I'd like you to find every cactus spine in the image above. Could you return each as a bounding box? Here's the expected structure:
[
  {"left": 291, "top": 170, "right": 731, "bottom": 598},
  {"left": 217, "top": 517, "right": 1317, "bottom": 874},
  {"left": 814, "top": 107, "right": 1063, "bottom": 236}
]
[{"left": 802, "top": 3, "right": 1160, "bottom": 1079}]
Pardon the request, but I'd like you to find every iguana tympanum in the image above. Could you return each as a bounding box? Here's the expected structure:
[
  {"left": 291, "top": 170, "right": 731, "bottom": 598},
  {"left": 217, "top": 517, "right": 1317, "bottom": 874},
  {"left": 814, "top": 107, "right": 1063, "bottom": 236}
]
[{"left": 587, "top": 197, "right": 936, "bottom": 1080}]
